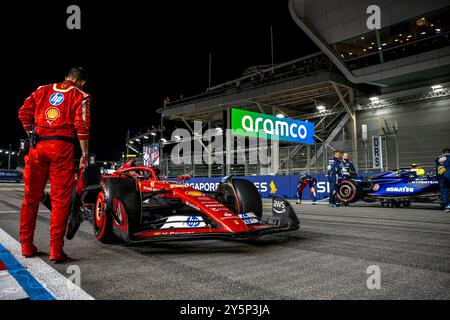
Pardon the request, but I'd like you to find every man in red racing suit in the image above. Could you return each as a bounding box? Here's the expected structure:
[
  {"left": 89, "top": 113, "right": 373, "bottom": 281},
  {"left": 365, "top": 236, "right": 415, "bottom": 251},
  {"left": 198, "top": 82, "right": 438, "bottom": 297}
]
[{"left": 18, "top": 67, "right": 90, "bottom": 262}]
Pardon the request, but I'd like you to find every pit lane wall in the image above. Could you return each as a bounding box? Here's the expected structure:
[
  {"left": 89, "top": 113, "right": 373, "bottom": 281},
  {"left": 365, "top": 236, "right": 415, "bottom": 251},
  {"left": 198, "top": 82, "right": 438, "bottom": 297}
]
[
  {"left": 0, "top": 170, "right": 22, "bottom": 183},
  {"left": 169, "top": 173, "right": 376, "bottom": 201}
]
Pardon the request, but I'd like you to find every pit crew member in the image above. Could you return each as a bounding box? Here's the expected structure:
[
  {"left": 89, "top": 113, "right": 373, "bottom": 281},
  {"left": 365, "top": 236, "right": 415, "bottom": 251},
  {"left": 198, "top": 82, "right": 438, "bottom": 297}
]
[
  {"left": 436, "top": 148, "right": 450, "bottom": 213},
  {"left": 296, "top": 174, "right": 317, "bottom": 205},
  {"left": 327, "top": 150, "right": 343, "bottom": 207},
  {"left": 342, "top": 153, "right": 356, "bottom": 175},
  {"left": 18, "top": 67, "right": 90, "bottom": 262}
]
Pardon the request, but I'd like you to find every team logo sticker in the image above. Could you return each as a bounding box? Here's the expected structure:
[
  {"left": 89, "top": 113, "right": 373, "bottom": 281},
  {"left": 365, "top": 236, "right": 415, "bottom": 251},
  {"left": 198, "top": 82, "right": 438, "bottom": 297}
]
[
  {"left": 185, "top": 191, "right": 204, "bottom": 197},
  {"left": 186, "top": 216, "right": 200, "bottom": 228},
  {"left": 49, "top": 92, "right": 65, "bottom": 106},
  {"left": 45, "top": 107, "right": 60, "bottom": 125}
]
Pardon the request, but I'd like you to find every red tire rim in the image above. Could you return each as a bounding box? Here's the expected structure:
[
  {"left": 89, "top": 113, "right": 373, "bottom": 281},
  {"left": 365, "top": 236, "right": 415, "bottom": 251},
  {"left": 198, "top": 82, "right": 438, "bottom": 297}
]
[
  {"left": 95, "top": 192, "right": 106, "bottom": 239},
  {"left": 337, "top": 181, "right": 357, "bottom": 202}
]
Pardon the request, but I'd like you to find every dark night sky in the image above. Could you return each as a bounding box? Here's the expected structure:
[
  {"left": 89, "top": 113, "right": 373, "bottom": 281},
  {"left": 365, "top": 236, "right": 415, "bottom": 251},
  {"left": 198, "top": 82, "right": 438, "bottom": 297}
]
[{"left": 0, "top": 0, "right": 317, "bottom": 161}]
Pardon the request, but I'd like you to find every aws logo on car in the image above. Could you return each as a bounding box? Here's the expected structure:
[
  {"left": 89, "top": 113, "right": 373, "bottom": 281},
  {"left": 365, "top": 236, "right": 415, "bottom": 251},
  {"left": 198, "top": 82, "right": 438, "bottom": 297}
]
[{"left": 272, "top": 200, "right": 286, "bottom": 214}]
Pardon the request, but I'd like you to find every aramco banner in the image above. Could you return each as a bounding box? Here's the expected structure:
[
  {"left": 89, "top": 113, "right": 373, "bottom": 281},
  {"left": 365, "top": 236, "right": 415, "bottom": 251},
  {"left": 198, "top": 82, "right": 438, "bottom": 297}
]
[{"left": 231, "top": 108, "right": 314, "bottom": 144}]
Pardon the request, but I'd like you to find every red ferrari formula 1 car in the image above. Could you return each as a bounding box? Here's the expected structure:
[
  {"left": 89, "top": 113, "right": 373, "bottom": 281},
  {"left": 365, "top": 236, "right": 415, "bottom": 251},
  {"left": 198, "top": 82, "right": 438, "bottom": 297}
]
[{"left": 42, "top": 158, "right": 299, "bottom": 244}]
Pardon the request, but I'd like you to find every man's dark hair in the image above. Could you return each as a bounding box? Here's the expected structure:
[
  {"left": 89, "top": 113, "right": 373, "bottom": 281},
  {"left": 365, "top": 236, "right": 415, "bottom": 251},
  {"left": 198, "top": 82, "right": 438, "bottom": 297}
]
[
  {"left": 67, "top": 67, "right": 88, "bottom": 82},
  {"left": 442, "top": 148, "right": 450, "bottom": 154},
  {"left": 334, "top": 150, "right": 341, "bottom": 155}
]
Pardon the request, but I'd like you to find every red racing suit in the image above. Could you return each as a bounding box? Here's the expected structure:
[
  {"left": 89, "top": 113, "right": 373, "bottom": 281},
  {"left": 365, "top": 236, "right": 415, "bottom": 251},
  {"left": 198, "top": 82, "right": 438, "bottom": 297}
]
[
  {"left": 18, "top": 79, "right": 90, "bottom": 253},
  {"left": 297, "top": 175, "right": 317, "bottom": 203}
]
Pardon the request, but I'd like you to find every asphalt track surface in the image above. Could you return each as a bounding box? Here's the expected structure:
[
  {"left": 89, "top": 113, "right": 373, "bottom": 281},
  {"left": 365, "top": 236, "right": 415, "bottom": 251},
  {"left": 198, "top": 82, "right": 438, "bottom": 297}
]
[{"left": 1, "top": 185, "right": 449, "bottom": 299}]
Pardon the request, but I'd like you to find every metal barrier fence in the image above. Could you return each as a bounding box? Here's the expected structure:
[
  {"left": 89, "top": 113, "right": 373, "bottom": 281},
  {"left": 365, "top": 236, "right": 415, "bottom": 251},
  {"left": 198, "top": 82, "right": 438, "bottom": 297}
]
[{"left": 160, "top": 133, "right": 443, "bottom": 178}]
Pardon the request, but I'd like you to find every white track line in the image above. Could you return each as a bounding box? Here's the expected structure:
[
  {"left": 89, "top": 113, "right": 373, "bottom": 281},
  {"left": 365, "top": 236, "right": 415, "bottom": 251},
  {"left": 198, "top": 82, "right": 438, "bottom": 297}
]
[{"left": 0, "top": 227, "right": 94, "bottom": 300}]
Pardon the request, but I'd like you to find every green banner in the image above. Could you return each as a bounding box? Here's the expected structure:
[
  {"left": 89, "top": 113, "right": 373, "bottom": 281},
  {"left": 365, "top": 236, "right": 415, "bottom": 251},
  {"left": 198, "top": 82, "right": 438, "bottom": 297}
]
[{"left": 230, "top": 108, "right": 314, "bottom": 144}]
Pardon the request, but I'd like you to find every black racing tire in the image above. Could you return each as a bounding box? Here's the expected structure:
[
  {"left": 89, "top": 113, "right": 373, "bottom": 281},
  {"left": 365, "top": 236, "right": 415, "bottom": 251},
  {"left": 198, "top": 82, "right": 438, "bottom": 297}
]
[
  {"left": 217, "top": 178, "right": 263, "bottom": 218},
  {"left": 335, "top": 179, "right": 362, "bottom": 204},
  {"left": 93, "top": 190, "right": 115, "bottom": 243}
]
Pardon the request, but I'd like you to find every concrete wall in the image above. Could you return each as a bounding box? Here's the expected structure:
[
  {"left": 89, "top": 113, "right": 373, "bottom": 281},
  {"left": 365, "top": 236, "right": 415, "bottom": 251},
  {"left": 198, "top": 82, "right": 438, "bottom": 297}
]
[
  {"left": 351, "top": 98, "right": 450, "bottom": 169},
  {"left": 289, "top": 0, "right": 450, "bottom": 85},
  {"left": 292, "top": 0, "right": 450, "bottom": 44}
]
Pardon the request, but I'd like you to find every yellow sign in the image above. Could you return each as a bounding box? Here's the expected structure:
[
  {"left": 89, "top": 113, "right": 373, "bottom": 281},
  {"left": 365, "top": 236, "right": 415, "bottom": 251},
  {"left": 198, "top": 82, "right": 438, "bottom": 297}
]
[
  {"left": 185, "top": 191, "right": 204, "bottom": 197},
  {"left": 270, "top": 180, "right": 277, "bottom": 194}
]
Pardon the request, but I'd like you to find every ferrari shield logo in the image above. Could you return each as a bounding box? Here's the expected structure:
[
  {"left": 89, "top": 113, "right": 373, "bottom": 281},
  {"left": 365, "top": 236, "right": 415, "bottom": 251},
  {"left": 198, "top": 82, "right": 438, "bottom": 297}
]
[{"left": 45, "top": 107, "right": 60, "bottom": 125}]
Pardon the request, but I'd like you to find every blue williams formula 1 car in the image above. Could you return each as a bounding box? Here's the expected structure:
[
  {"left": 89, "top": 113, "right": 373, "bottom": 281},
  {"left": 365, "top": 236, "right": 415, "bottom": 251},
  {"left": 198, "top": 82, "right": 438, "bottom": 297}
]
[{"left": 335, "top": 169, "right": 444, "bottom": 208}]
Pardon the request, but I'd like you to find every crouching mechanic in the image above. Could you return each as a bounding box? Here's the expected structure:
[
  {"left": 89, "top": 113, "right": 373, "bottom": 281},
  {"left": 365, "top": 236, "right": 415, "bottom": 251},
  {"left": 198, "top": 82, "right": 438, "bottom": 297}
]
[
  {"left": 18, "top": 67, "right": 90, "bottom": 262},
  {"left": 327, "top": 150, "right": 343, "bottom": 207},
  {"left": 296, "top": 174, "right": 317, "bottom": 205},
  {"left": 436, "top": 148, "right": 450, "bottom": 213}
]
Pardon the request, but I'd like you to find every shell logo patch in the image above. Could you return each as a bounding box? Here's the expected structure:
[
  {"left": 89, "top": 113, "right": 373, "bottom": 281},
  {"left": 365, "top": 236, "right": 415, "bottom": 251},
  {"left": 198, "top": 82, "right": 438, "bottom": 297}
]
[{"left": 45, "top": 107, "right": 60, "bottom": 125}]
